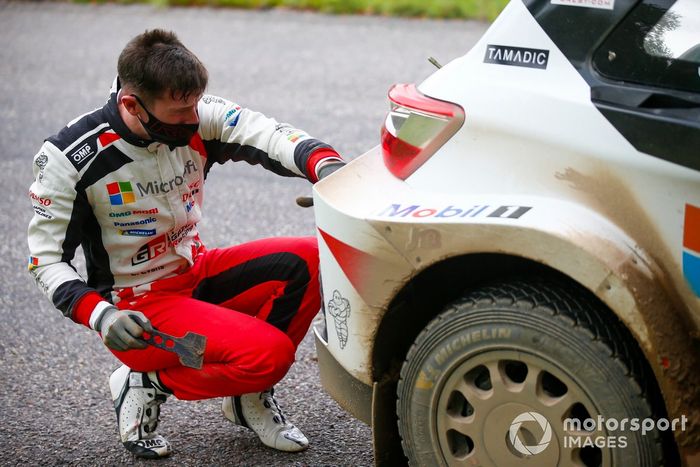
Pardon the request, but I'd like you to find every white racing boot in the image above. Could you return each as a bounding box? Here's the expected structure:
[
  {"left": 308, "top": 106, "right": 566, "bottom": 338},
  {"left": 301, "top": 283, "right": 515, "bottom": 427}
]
[
  {"left": 222, "top": 388, "right": 309, "bottom": 452},
  {"left": 109, "top": 365, "right": 172, "bottom": 458}
]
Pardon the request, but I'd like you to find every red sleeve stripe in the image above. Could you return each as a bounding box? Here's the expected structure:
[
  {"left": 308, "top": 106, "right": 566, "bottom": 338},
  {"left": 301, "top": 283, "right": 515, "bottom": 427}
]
[{"left": 72, "top": 292, "right": 106, "bottom": 328}]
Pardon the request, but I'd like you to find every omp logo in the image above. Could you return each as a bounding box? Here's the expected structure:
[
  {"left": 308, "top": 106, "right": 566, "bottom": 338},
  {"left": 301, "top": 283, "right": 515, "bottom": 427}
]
[
  {"left": 131, "top": 235, "right": 167, "bottom": 266},
  {"left": 683, "top": 204, "right": 700, "bottom": 296},
  {"left": 28, "top": 256, "right": 39, "bottom": 271},
  {"left": 107, "top": 181, "right": 136, "bottom": 205},
  {"left": 140, "top": 438, "right": 165, "bottom": 448},
  {"left": 69, "top": 143, "right": 94, "bottom": 165},
  {"left": 484, "top": 44, "right": 549, "bottom": 70},
  {"left": 509, "top": 412, "right": 552, "bottom": 456}
]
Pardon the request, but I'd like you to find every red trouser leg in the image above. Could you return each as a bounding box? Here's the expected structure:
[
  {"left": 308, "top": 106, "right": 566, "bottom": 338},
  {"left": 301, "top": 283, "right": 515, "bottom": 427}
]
[{"left": 110, "top": 237, "right": 320, "bottom": 400}]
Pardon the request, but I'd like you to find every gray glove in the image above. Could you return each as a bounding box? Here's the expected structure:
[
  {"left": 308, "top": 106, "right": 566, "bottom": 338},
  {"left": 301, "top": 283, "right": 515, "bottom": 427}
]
[
  {"left": 97, "top": 307, "right": 153, "bottom": 352},
  {"left": 317, "top": 161, "right": 345, "bottom": 181}
]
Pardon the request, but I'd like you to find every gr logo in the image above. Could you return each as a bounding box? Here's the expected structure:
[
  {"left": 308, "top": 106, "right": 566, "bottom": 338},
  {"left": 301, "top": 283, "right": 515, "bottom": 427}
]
[
  {"left": 131, "top": 235, "right": 167, "bottom": 266},
  {"left": 509, "top": 411, "right": 552, "bottom": 456}
]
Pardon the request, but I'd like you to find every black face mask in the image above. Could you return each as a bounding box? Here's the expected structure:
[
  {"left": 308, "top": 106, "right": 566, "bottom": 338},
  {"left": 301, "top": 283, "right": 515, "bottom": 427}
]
[{"left": 132, "top": 94, "right": 199, "bottom": 148}]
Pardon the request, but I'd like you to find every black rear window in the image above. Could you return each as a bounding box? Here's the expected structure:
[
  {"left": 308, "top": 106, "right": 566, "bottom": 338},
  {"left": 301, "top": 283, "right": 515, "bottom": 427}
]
[{"left": 594, "top": 0, "right": 700, "bottom": 93}]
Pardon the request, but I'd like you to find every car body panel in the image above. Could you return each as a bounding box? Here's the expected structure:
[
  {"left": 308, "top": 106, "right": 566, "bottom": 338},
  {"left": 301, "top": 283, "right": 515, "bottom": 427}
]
[{"left": 313, "top": 0, "right": 700, "bottom": 461}]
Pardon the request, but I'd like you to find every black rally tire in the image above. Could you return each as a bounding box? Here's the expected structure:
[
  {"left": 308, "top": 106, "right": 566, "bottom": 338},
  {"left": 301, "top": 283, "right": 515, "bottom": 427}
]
[{"left": 396, "top": 279, "right": 665, "bottom": 467}]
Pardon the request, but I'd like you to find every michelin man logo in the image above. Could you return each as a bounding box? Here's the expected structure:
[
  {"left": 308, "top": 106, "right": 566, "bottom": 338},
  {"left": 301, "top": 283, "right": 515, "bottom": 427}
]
[
  {"left": 327, "top": 290, "right": 350, "bottom": 349},
  {"left": 35, "top": 153, "right": 48, "bottom": 183},
  {"left": 509, "top": 411, "right": 552, "bottom": 456}
]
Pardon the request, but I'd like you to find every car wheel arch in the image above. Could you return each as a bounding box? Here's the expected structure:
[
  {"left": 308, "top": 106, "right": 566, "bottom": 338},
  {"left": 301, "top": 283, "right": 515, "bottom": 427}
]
[{"left": 368, "top": 251, "right": 688, "bottom": 464}]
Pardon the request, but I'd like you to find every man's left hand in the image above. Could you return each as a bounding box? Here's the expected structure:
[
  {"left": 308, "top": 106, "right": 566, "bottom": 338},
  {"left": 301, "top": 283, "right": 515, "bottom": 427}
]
[{"left": 317, "top": 162, "right": 345, "bottom": 181}]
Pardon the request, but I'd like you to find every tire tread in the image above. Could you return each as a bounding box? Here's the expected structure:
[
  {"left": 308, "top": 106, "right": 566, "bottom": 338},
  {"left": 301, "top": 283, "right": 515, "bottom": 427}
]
[{"left": 396, "top": 277, "right": 664, "bottom": 466}]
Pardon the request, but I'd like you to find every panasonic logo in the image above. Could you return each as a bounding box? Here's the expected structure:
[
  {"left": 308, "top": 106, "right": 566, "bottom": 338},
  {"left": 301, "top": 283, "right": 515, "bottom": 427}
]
[
  {"left": 114, "top": 217, "right": 157, "bottom": 227},
  {"left": 484, "top": 44, "right": 549, "bottom": 70}
]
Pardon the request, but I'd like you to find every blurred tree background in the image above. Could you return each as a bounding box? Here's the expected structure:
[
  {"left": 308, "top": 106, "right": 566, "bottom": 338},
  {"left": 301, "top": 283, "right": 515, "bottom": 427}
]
[{"left": 77, "top": 0, "right": 510, "bottom": 21}]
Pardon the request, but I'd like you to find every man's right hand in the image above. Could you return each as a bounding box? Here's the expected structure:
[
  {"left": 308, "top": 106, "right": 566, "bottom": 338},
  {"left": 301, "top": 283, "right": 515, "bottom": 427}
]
[{"left": 98, "top": 307, "right": 153, "bottom": 351}]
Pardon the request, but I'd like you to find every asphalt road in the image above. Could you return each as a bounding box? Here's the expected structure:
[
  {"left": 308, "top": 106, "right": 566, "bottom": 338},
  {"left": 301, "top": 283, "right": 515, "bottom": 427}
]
[{"left": 0, "top": 3, "right": 487, "bottom": 465}]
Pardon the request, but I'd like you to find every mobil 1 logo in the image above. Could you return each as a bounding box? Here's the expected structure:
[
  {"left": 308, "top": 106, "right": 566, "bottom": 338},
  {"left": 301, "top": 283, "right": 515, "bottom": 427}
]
[{"left": 484, "top": 45, "right": 549, "bottom": 70}]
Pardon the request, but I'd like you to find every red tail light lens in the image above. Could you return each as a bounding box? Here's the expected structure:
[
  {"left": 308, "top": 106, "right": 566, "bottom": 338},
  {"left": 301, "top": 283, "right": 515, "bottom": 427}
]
[{"left": 381, "top": 83, "right": 465, "bottom": 179}]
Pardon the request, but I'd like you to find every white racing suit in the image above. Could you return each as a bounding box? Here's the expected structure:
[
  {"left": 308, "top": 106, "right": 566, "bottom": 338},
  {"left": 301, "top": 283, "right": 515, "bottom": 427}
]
[{"left": 27, "top": 79, "right": 343, "bottom": 328}]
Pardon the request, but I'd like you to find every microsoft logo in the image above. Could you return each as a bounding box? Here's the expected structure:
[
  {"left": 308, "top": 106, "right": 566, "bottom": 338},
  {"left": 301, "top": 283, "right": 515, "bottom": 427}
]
[{"left": 107, "top": 181, "right": 136, "bottom": 205}]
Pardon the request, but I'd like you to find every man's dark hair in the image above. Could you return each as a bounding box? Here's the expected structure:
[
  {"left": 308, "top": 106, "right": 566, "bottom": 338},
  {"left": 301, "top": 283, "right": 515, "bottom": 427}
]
[{"left": 118, "top": 29, "right": 208, "bottom": 102}]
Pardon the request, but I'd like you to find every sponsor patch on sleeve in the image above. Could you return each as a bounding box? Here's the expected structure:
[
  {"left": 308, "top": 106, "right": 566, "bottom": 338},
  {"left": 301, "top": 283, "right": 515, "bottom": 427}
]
[
  {"left": 32, "top": 205, "right": 54, "bottom": 220},
  {"left": 201, "top": 95, "right": 228, "bottom": 105},
  {"left": 67, "top": 141, "right": 96, "bottom": 170}
]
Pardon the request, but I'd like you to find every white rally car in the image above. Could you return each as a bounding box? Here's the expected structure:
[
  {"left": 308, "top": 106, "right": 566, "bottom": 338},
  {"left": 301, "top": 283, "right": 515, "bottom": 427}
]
[{"left": 312, "top": 0, "right": 700, "bottom": 466}]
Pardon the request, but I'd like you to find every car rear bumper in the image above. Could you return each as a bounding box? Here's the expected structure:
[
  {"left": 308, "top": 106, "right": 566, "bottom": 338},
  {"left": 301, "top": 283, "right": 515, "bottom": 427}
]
[{"left": 313, "top": 325, "right": 372, "bottom": 425}]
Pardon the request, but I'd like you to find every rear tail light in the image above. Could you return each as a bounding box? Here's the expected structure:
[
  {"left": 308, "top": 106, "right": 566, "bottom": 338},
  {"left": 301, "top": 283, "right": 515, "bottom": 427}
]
[{"left": 381, "top": 83, "right": 465, "bottom": 179}]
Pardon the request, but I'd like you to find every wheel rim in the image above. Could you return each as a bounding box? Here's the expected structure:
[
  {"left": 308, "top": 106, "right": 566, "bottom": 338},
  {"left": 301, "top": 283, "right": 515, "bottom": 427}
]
[{"left": 434, "top": 349, "right": 612, "bottom": 467}]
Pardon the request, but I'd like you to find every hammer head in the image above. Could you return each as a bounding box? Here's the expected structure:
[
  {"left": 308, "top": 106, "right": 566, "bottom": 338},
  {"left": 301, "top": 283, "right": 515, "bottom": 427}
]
[
  {"left": 177, "top": 331, "right": 207, "bottom": 369},
  {"left": 137, "top": 325, "right": 208, "bottom": 370}
]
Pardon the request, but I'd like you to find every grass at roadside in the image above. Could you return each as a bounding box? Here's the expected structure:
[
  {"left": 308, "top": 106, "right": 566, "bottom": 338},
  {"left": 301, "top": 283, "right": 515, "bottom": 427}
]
[{"left": 81, "top": 0, "right": 509, "bottom": 21}]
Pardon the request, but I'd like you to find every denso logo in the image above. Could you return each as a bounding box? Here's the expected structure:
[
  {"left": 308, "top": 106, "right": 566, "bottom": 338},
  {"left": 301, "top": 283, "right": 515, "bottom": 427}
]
[
  {"left": 378, "top": 204, "right": 532, "bottom": 220},
  {"left": 131, "top": 235, "right": 167, "bottom": 266},
  {"left": 29, "top": 190, "right": 52, "bottom": 206}
]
